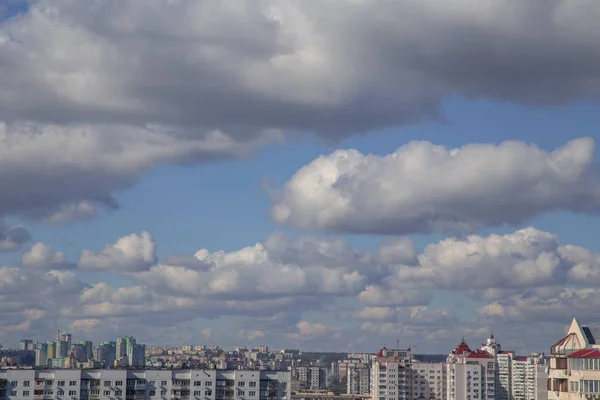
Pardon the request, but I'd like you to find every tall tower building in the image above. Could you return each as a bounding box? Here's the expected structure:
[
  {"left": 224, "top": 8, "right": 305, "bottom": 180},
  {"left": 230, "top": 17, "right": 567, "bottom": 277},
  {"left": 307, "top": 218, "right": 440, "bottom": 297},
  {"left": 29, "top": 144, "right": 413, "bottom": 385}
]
[
  {"left": 46, "top": 341, "right": 56, "bottom": 360},
  {"left": 60, "top": 333, "right": 72, "bottom": 352},
  {"left": 35, "top": 343, "right": 48, "bottom": 367}
]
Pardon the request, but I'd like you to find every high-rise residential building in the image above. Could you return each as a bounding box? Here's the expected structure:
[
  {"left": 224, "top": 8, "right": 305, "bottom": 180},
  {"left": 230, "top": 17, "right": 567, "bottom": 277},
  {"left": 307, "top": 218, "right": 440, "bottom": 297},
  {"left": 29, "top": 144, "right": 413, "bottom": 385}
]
[
  {"left": 46, "top": 341, "right": 56, "bottom": 361},
  {"left": 129, "top": 344, "right": 146, "bottom": 367},
  {"left": 548, "top": 317, "right": 600, "bottom": 400},
  {"left": 34, "top": 343, "right": 47, "bottom": 367},
  {"left": 19, "top": 340, "right": 33, "bottom": 351},
  {"left": 509, "top": 354, "right": 547, "bottom": 400},
  {"left": 79, "top": 340, "right": 94, "bottom": 361},
  {"left": 60, "top": 333, "right": 72, "bottom": 352},
  {"left": 371, "top": 347, "right": 415, "bottom": 400},
  {"left": 116, "top": 336, "right": 137, "bottom": 365},
  {"left": 0, "top": 368, "right": 291, "bottom": 400},
  {"left": 94, "top": 341, "right": 116, "bottom": 367},
  {"left": 413, "top": 360, "right": 447, "bottom": 399},
  {"left": 55, "top": 340, "right": 68, "bottom": 358},
  {"left": 446, "top": 339, "right": 496, "bottom": 400},
  {"left": 70, "top": 343, "right": 88, "bottom": 362},
  {"left": 292, "top": 367, "right": 326, "bottom": 391},
  {"left": 346, "top": 364, "right": 370, "bottom": 394}
]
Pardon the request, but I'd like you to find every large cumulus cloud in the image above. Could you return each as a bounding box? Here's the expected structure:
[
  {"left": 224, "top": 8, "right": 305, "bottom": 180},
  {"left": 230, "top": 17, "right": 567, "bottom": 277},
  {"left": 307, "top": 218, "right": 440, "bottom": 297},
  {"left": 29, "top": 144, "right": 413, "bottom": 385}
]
[
  {"left": 2, "top": 0, "right": 600, "bottom": 220},
  {"left": 271, "top": 137, "right": 600, "bottom": 234}
]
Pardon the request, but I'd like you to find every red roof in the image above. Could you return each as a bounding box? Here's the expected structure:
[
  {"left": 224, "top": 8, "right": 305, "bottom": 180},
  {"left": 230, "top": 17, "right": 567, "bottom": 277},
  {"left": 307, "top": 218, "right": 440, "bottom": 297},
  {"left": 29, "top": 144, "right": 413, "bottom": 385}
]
[
  {"left": 453, "top": 339, "right": 471, "bottom": 355},
  {"left": 568, "top": 349, "right": 600, "bottom": 358},
  {"left": 376, "top": 350, "right": 383, "bottom": 357},
  {"left": 467, "top": 351, "right": 492, "bottom": 359}
]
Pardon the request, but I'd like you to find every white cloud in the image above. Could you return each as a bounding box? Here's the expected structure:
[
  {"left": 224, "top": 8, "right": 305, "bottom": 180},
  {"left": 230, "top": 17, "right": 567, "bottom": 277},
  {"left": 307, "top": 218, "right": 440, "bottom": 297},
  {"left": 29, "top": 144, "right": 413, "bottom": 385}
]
[
  {"left": 78, "top": 231, "right": 157, "bottom": 271},
  {"left": 134, "top": 232, "right": 369, "bottom": 299},
  {"left": 21, "top": 242, "right": 73, "bottom": 269},
  {"left": 1, "top": 226, "right": 600, "bottom": 351},
  {"left": 270, "top": 138, "right": 599, "bottom": 234}
]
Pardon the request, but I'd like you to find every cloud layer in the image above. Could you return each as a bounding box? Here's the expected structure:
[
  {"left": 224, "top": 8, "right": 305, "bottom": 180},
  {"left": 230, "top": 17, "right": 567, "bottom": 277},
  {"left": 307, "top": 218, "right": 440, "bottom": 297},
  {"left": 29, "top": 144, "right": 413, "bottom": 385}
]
[
  {"left": 2, "top": 1, "right": 600, "bottom": 221},
  {"left": 1, "top": 226, "right": 599, "bottom": 352},
  {"left": 271, "top": 137, "right": 600, "bottom": 234}
]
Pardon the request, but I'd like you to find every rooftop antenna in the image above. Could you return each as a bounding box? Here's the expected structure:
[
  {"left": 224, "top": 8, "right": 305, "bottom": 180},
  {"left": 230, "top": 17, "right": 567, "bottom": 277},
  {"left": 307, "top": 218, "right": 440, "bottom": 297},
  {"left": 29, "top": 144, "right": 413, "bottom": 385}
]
[
  {"left": 56, "top": 330, "right": 60, "bottom": 341},
  {"left": 396, "top": 338, "right": 399, "bottom": 349}
]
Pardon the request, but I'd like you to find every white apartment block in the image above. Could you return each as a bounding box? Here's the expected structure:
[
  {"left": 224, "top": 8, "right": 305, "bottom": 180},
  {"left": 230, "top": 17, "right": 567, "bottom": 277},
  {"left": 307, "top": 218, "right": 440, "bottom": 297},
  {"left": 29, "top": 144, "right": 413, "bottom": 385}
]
[
  {"left": 549, "top": 318, "right": 600, "bottom": 400},
  {"left": 346, "top": 365, "right": 370, "bottom": 395},
  {"left": 412, "top": 361, "right": 446, "bottom": 399},
  {"left": 447, "top": 339, "right": 495, "bottom": 400},
  {"left": 0, "top": 369, "right": 290, "bottom": 400},
  {"left": 291, "top": 367, "right": 325, "bottom": 392},
  {"left": 371, "top": 348, "right": 414, "bottom": 400}
]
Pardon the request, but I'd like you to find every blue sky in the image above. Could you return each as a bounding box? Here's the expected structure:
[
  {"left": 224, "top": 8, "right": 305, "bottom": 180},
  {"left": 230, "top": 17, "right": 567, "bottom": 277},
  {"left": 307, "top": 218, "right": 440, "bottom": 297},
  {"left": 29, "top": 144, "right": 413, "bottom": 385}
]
[{"left": 1, "top": 0, "right": 600, "bottom": 354}]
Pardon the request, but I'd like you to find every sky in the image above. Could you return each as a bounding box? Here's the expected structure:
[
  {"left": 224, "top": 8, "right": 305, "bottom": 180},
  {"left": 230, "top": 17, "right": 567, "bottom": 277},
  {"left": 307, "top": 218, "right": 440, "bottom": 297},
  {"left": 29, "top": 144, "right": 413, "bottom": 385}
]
[{"left": 0, "top": 0, "right": 599, "bottom": 355}]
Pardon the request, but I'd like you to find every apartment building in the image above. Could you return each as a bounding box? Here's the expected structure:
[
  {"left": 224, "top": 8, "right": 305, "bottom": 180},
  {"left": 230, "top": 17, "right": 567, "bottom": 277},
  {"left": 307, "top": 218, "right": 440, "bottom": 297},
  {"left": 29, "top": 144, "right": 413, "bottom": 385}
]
[
  {"left": 412, "top": 361, "right": 446, "bottom": 399},
  {"left": 371, "top": 348, "right": 414, "bottom": 400},
  {"left": 291, "top": 367, "right": 325, "bottom": 392},
  {"left": 0, "top": 369, "right": 291, "bottom": 400},
  {"left": 548, "top": 317, "right": 600, "bottom": 400},
  {"left": 346, "top": 365, "right": 370, "bottom": 395},
  {"left": 447, "top": 339, "right": 496, "bottom": 400}
]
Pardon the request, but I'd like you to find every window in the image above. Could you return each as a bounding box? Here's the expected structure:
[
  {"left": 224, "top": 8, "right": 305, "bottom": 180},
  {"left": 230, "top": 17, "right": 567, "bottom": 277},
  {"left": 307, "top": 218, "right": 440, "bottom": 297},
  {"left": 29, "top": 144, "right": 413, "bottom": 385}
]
[
  {"left": 205, "top": 390, "right": 212, "bottom": 396},
  {"left": 115, "top": 381, "right": 123, "bottom": 387},
  {"left": 69, "top": 391, "right": 77, "bottom": 396},
  {"left": 238, "top": 382, "right": 245, "bottom": 387},
  {"left": 161, "top": 389, "right": 167, "bottom": 396},
  {"left": 161, "top": 381, "right": 168, "bottom": 386},
  {"left": 46, "top": 381, "right": 54, "bottom": 386},
  {"left": 194, "top": 391, "right": 202, "bottom": 396},
  {"left": 11, "top": 391, "right": 17, "bottom": 396},
  {"left": 104, "top": 390, "right": 111, "bottom": 396},
  {"left": 104, "top": 381, "right": 111, "bottom": 387},
  {"left": 150, "top": 390, "right": 156, "bottom": 396},
  {"left": 205, "top": 381, "right": 213, "bottom": 387},
  {"left": 58, "top": 381, "right": 66, "bottom": 386},
  {"left": 194, "top": 381, "right": 202, "bottom": 387},
  {"left": 11, "top": 382, "right": 17, "bottom": 387},
  {"left": 248, "top": 382, "right": 256, "bottom": 388},
  {"left": 58, "top": 390, "right": 65, "bottom": 396},
  {"left": 149, "top": 381, "right": 155, "bottom": 386},
  {"left": 249, "top": 391, "right": 256, "bottom": 397},
  {"left": 23, "top": 381, "right": 30, "bottom": 387},
  {"left": 23, "top": 391, "right": 30, "bottom": 396},
  {"left": 69, "top": 381, "right": 77, "bottom": 387},
  {"left": 115, "top": 389, "right": 122, "bottom": 395},
  {"left": 237, "top": 390, "right": 244, "bottom": 396}
]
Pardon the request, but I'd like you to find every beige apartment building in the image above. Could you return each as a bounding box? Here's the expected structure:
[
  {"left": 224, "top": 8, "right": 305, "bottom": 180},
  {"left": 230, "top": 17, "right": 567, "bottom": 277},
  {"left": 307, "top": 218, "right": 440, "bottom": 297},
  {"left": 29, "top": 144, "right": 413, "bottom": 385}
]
[{"left": 549, "top": 318, "right": 600, "bottom": 400}]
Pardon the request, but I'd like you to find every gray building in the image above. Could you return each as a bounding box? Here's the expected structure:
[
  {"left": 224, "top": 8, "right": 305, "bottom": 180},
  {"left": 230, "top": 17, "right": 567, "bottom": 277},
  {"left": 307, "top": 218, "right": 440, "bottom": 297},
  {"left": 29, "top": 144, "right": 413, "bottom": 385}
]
[{"left": 0, "top": 369, "right": 290, "bottom": 400}]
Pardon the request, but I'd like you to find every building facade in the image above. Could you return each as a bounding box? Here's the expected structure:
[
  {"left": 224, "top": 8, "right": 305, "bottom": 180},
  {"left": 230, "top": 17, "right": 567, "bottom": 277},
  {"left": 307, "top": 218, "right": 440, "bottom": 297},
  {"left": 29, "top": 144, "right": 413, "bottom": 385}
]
[
  {"left": 346, "top": 365, "right": 370, "bottom": 395},
  {"left": 0, "top": 369, "right": 290, "bottom": 400},
  {"left": 548, "top": 318, "right": 600, "bottom": 400}
]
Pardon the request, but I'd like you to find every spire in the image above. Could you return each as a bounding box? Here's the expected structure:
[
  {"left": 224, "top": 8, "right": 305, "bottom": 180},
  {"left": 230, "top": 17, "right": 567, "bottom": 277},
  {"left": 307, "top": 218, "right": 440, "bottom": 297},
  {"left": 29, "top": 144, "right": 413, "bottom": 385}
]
[
  {"left": 490, "top": 330, "right": 494, "bottom": 340},
  {"left": 461, "top": 335, "right": 466, "bottom": 344}
]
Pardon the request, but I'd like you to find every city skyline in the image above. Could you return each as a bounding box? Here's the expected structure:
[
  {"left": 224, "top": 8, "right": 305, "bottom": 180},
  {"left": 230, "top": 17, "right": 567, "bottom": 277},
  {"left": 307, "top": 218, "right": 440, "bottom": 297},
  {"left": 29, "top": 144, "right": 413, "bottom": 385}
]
[{"left": 1, "top": 1, "right": 600, "bottom": 356}]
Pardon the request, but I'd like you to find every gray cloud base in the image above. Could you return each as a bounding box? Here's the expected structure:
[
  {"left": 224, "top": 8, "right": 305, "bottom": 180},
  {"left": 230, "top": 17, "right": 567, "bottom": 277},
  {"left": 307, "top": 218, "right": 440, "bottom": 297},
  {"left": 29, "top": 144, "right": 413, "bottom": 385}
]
[{"left": 2, "top": 1, "right": 600, "bottom": 221}]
